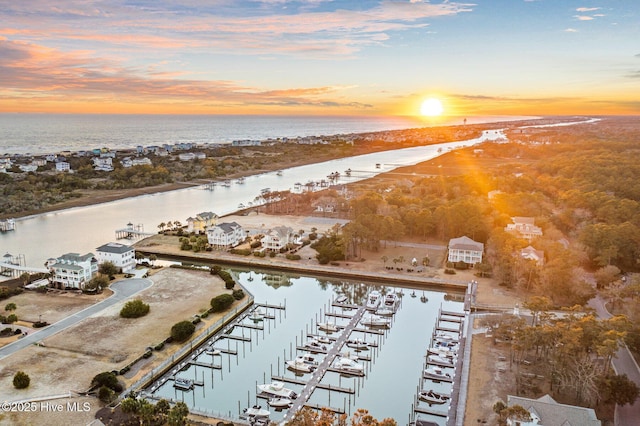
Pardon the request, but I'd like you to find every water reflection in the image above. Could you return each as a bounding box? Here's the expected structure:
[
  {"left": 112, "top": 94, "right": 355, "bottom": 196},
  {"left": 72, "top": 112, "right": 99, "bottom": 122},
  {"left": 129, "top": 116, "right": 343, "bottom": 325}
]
[{"left": 147, "top": 267, "right": 463, "bottom": 424}]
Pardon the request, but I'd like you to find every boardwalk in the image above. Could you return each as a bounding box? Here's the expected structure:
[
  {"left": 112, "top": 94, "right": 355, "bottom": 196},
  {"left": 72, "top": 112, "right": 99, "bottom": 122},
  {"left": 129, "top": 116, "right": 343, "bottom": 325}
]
[{"left": 282, "top": 306, "right": 367, "bottom": 422}]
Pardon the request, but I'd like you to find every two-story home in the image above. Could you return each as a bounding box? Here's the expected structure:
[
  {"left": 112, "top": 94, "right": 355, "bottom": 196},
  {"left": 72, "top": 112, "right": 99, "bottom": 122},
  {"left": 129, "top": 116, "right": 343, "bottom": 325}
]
[
  {"left": 207, "top": 222, "right": 245, "bottom": 249},
  {"left": 96, "top": 242, "right": 136, "bottom": 272},
  {"left": 505, "top": 217, "right": 543, "bottom": 241},
  {"left": 47, "top": 253, "right": 98, "bottom": 289},
  {"left": 520, "top": 246, "right": 544, "bottom": 266},
  {"left": 186, "top": 211, "right": 218, "bottom": 233},
  {"left": 261, "top": 226, "right": 295, "bottom": 251},
  {"left": 447, "top": 235, "right": 484, "bottom": 265}
]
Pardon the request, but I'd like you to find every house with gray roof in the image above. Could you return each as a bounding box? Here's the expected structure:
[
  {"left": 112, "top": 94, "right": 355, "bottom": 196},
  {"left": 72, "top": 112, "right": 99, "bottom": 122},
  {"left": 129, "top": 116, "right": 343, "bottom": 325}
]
[
  {"left": 447, "top": 235, "right": 484, "bottom": 265},
  {"left": 96, "top": 242, "right": 136, "bottom": 272},
  {"left": 207, "top": 222, "right": 245, "bottom": 249},
  {"left": 507, "top": 394, "right": 600, "bottom": 426},
  {"left": 47, "top": 253, "right": 98, "bottom": 289}
]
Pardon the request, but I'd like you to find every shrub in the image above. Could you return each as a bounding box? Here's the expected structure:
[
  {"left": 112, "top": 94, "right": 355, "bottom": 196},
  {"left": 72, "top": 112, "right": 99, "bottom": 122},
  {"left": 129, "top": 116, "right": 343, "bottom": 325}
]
[
  {"left": 210, "top": 294, "right": 235, "bottom": 312},
  {"left": 154, "top": 342, "right": 165, "bottom": 351},
  {"left": 192, "top": 316, "right": 201, "bottom": 325},
  {"left": 269, "top": 251, "right": 276, "bottom": 258},
  {"left": 444, "top": 268, "right": 456, "bottom": 275},
  {"left": 120, "top": 299, "right": 150, "bottom": 318},
  {"left": 98, "top": 385, "right": 115, "bottom": 403},
  {"left": 232, "top": 289, "right": 245, "bottom": 300},
  {"left": 286, "top": 254, "right": 301, "bottom": 260},
  {"left": 250, "top": 241, "right": 261, "bottom": 249},
  {"left": 33, "top": 321, "right": 49, "bottom": 328},
  {"left": 142, "top": 351, "right": 153, "bottom": 359},
  {"left": 13, "top": 371, "right": 30, "bottom": 389},
  {"left": 217, "top": 270, "right": 236, "bottom": 289},
  {"left": 229, "top": 248, "right": 251, "bottom": 256},
  {"left": 92, "top": 371, "right": 122, "bottom": 392},
  {"left": 171, "top": 320, "right": 196, "bottom": 342},
  {"left": 200, "top": 311, "right": 209, "bottom": 319}
]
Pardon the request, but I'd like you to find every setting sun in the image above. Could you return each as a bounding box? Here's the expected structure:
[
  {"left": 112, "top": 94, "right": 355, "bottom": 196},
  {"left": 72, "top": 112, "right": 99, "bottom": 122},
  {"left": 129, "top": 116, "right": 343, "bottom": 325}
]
[{"left": 420, "top": 97, "right": 444, "bottom": 116}]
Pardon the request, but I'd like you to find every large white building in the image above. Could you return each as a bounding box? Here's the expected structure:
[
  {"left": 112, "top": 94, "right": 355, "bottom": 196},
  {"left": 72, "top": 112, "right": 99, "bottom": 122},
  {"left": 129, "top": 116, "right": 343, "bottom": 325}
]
[
  {"left": 507, "top": 394, "right": 600, "bottom": 426},
  {"left": 207, "top": 222, "right": 245, "bottom": 249},
  {"left": 96, "top": 242, "right": 136, "bottom": 272},
  {"left": 505, "top": 217, "right": 543, "bottom": 241},
  {"left": 47, "top": 253, "right": 98, "bottom": 289},
  {"left": 447, "top": 236, "right": 484, "bottom": 265},
  {"left": 261, "top": 226, "right": 295, "bottom": 251}
]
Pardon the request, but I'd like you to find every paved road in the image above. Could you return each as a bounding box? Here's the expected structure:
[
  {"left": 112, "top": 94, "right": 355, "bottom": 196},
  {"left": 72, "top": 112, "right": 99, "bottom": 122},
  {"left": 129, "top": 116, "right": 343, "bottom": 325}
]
[
  {"left": 588, "top": 295, "right": 640, "bottom": 426},
  {"left": 0, "top": 278, "right": 153, "bottom": 360}
]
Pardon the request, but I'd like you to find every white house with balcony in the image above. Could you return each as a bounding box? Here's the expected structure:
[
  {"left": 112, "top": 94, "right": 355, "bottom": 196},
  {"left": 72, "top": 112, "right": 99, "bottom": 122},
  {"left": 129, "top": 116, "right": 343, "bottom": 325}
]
[
  {"left": 96, "top": 242, "right": 136, "bottom": 272},
  {"left": 207, "top": 222, "right": 245, "bottom": 249},
  {"left": 55, "top": 161, "right": 71, "bottom": 172},
  {"left": 186, "top": 211, "right": 218, "bottom": 233},
  {"left": 520, "top": 245, "right": 544, "bottom": 266},
  {"left": 261, "top": 226, "right": 295, "bottom": 251},
  {"left": 47, "top": 252, "right": 98, "bottom": 289},
  {"left": 447, "top": 236, "right": 484, "bottom": 265}
]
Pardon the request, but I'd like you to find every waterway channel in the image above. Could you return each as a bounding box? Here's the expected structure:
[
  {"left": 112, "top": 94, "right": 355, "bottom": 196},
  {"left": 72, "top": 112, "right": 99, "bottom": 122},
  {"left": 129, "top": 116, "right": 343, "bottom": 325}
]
[
  {"left": 1, "top": 129, "right": 505, "bottom": 269},
  {"left": 147, "top": 267, "right": 465, "bottom": 425}
]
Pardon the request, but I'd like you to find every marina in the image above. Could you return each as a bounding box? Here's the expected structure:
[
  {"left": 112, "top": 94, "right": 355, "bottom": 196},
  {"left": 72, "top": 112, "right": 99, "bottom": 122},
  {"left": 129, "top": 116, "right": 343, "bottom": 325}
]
[{"left": 135, "top": 271, "right": 468, "bottom": 424}]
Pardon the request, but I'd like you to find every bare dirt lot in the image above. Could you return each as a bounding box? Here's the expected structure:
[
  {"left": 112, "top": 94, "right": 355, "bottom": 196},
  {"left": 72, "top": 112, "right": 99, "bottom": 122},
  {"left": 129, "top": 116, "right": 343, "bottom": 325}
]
[{"left": 0, "top": 268, "right": 229, "bottom": 426}]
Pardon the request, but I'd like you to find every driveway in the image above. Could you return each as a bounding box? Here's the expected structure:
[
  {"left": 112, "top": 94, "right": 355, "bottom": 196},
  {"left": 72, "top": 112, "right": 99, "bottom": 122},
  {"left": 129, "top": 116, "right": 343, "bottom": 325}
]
[
  {"left": 0, "top": 278, "right": 152, "bottom": 360},
  {"left": 589, "top": 295, "right": 640, "bottom": 426}
]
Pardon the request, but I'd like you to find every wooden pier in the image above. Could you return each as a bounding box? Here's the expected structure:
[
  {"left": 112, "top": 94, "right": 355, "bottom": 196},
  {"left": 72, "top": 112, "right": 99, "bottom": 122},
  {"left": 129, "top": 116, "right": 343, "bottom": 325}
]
[
  {"left": 414, "top": 406, "right": 448, "bottom": 417},
  {"left": 221, "top": 334, "right": 252, "bottom": 342},
  {"left": 282, "top": 306, "right": 368, "bottom": 422},
  {"left": 188, "top": 360, "right": 222, "bottom": 369}
]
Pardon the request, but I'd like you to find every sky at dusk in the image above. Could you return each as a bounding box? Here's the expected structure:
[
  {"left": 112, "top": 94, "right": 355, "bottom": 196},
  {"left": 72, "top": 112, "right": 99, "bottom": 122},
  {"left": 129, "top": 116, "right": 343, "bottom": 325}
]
[{"left": 1, "top": 0, "right": 638, "bottom": 116}]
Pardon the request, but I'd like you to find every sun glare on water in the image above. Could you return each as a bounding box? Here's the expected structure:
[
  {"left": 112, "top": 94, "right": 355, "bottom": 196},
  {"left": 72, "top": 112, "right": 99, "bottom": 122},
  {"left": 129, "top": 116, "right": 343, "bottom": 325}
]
[{"left": 420, "top": 97, "right": 444, "bottom": 117}]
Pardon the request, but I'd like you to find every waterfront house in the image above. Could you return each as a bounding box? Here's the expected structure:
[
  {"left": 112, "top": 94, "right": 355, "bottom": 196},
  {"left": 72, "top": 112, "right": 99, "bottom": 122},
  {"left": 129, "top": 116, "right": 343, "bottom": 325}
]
[
  {"left": 207, "top": 222, "right": 245, "bottom": 249},
  {"left": 261, "top": 226, "right": 295, "bottom": 251},
  {"left": 18, "top": 164, "right": 38, "bottom": 173},
  {"left": 55, "top": 161, "right": 71, "bottom": 172},
  {"left": 131, "top": 157, "right": 152, "bottom": 166},
  {"left": 178, "top": 152, "right": 195, "bottom": 161},
  {"left": 186, "top": 211, "right": 218, "bottom": 233},
  {"left": 47, "top": 253, "right": 98, "bottom": 290},
  {"left": 506, "top": 394, "right": 600, "bottom": 426},
  {"left": 447, "top": 235, "right": 484, "bottom": 265},
  {"left": 505, "top": 217, "right": 543, "bottom": 241},
  {"left": 0, "top": 219, "right": 16, "bottom": 232},
  {"left": 96, "top": 242, "right": 136, "bottom": 272},
  {"left": 93, "top": 157, "right": 114, "bottom": 172}
]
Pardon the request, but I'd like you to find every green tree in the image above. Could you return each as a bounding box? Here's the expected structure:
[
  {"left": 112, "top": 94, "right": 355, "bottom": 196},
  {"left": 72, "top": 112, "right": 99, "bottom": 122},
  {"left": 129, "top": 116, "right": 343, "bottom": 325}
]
[
  {"left": 599, "top": 374, "right": 640, "bottom": 406},
  {"left": 98, "top": 261, "right": 119, "bottom": 277},
  {"left": 120, "top": 299, "right": 150, "bottom": 318},
  {"left": 210, "top": 294, "right": 235, "bottom": 312},
  {"left": 171, "top": 320, "right": 196, "bottom": 342},
  {"left": 167, "top": 401, "right": 189, "bottom": 426},
  {"left": 84, "top": 275, "right": 110, "bottom": 292},
  {"left": 13, "top": 371, "right": 30, "bottom": 389}
]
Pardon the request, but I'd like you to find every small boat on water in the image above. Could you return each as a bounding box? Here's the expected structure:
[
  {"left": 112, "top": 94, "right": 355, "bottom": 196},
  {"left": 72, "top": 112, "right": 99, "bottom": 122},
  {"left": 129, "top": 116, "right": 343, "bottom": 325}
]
[
  {"left": 361, "top": 314, "right": 390, "bottom": 327},
  {"left": 304, "top": 338, "right": 327, "bottom": 352},
  {"left": 427, "top": 346, "right": 457, "bottom": 358},
  {"left": 423, "top": 366, "right": 454, "bottom": 382},
  {"left": 383, "top": 293, "right": 399, "bottom": 311},
  {"left": 410, "top": 291, "right": 417, "bottom": 298},
  {"left": 236, "top": 177, "right": 245, "bottom": 184},
  {"left": 257, "top": 381, "right": 298, "bottom": 399},
  {"left": 365, "top": 290, "right": 382, "bottom": 310},
  {"left": 434, "top": 332, "right": 459, "bottom": 343},
  {"left": 286, "top": 355, "right": 318, "bottom": 373},
  {"left": 427, "top": 354, "right": 456, "bottom": 367},
  {"left": 346, "top": 338, "right": 369, "bottom": 350},
  {"left": 205, "top": 348, "right": 221, "bottom": 356},
  {"left": 316, "top": 335, "right": 332, "bottom": 344},
  {"left": 241, "top": 405, "right": 270, "bottom": 423},
  {"left": 333, "top": 356, "right": 365, "bottom": 375},
  {"left": 335, "top": 295, "right": 348, "bottom": 304},
  {"left": 418, "top": 389, "right": 450, "bottom": 405},
  {"left": 375, "top": 306, "right": 394, "bottom": 317},
  {"left": 221, "top": 180, "right": 231, "bottom": 187},
  {"left": 268, "top": 397, "right": 292, "bottom": 408},
  {"left": 317, "top": 322, "right": 339, "bottom": 333},
  {"left": 276, "top": 170, "right": 283, "bottom": 176},
  {"left": 173, "top": 377, "right": 194, "bottom": 390},
  {"left": 249, "top": 308, "right": 265, "bottom": 322}
]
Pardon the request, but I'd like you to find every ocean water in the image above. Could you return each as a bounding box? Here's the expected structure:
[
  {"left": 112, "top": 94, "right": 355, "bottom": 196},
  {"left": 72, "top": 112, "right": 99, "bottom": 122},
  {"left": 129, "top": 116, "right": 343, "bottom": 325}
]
[{"left": 0, "top": 114, "right": 533, "bottom": 155}]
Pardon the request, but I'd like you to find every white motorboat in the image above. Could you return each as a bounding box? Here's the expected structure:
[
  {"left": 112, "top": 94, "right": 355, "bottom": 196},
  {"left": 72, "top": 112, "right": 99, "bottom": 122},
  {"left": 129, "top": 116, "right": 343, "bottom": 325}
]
[
  {"left": 346, "top": 338, "right": 369, "bottom": 350},
  {"left": 242, "top": 405, "right": 270, "bottom": 419},
  {"left": 249, "top": 308, "right": 265, "bottom": 322},
  {"left": 304, "top": 338, "right": 327, "bottom": 352},
  {"left": 268, "top": 397, "right": 292, "bottom": 408},
  {"left": 205, "top": 348, "right": 221, "bottom": 356},
  {"left": 333, "top": 356, "right": 365, "bottom": 375},
  {"left": 383, "top": 293, "right": 398, "bottom": 311},
  {"left": 317, "top": 322, "right": 339, "bottom": 333},
  {"left": 316, "top": 335, "right": 332, "bottom": 344},
  {"left": 173, "top": 378, "right": 194, "bottom": 390},
  {"left": 418, "top": 390, "right": 450, "bottom": 405},
  {"left": 427, "top": 346, "right": 457, "bottom": 358},
  {"left": 257, "top": 382, "right": 298, "bottom": 399},
  {"left": 375, "top": 306, "right": 394, "bottom": 317},
  {"left": 361, "top": 314, "right": 390, "bottom": 327},
  {"left": 335, "top": 295, "right": 348, "bottom": 304},
  {"left": 427, "top": 354, "right": 456, "bottom": 367},
  {"left": 365, "top": 290, "right": 382, "bottom": 310},
  {"left": 434, "top": 331, "right": 458, "bottom": 342},
  {"left": 286, "top": 354, "right": 319, "bottom": 373},
  {"left": 423, "top": 367, "right": 453, "bottom": 382}
]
